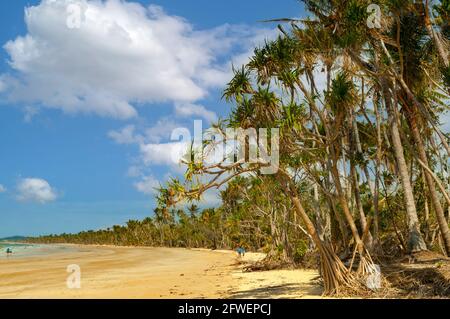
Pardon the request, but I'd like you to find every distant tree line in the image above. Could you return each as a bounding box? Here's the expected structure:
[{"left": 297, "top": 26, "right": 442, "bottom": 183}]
[
  {"left": 27, "top": 177, "right": 311, "bottom": 265},
  {"left": 28, "top": 0, "right": 450, "bottom": 296}
]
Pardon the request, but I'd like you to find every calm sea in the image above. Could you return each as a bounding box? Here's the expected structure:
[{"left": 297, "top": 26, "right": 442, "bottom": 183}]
[{"left": 0, "top": 242, "right": 75, "bottom": 259}]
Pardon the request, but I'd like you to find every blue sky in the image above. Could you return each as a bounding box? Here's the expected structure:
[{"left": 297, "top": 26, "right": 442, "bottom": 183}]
[{"left": 0, "top": 0, "right": 304, "bottom": 237}]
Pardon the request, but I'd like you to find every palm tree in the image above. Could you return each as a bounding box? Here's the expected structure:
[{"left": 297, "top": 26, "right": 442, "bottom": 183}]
[
  {"left": 187, "top": 204, "right": 199, "bottom": 220},
  {"left": 393, "top": 6, "right": 450, "bottom": 254}
]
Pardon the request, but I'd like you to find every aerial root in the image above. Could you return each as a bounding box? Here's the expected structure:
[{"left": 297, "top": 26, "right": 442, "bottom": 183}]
[
  {"left": 319, "top": 242, "right": 360, "bottom": 295},
  {"left": 319, "top": 243, "right": 390, "bottom": 296}
]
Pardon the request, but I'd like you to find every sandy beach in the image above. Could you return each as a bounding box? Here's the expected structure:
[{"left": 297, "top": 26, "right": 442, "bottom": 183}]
[{"left": 0, "top": 245, "right": 322, "bottom": 299}]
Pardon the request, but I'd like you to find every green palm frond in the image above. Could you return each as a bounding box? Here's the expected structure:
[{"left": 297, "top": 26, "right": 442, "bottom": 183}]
[{"left": 222, "top": 65, "right": 253, "bottom": 103}]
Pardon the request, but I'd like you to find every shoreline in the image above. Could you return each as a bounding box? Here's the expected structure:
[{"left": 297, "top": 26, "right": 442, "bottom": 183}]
[{"left": 0, "top": 244, "right": 322, "bottom": 299}]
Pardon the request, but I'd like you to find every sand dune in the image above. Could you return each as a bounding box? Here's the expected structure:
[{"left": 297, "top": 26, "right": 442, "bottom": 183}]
[{"left": 0, "top": 245, "right": 322, "bottom": 299}]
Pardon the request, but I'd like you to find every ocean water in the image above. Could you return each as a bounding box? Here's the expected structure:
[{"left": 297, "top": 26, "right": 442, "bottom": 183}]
[{"left": 0, "top": 242, "right": 75, "bottom": 259}]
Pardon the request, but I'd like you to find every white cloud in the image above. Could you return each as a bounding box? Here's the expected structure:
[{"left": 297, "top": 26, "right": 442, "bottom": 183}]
[
  {"left": 108, "top": 125, "right": 142, "bottom": 145},
  {"left": 175, "top": 103, "right": 218, "bottom": 123},
  {"left": 0, "top": 184, "right": 6, "bottom": 193},
  {"left": 127, "top": 165, "right": 142, "bottom": 178},
  {"left": 144, "top": 118, "right": 181, "bottom": 143},
  {"left": 140, "top": 141, "right": 189, "bottom": 166},
  {"left": 23, "top": 105, "right": 40, "bottom": 123},
  {"left": 134, "top": 174, "right": 160, "bottom": 195},
  {"left": 1, "top": 0, "right": 274, "bottom": 119},
  {"left": 16, "top": 178, "right": 58, "bottom": 203},
  {"left": 109, "top": 121, "right": 231, "bottom": 176},
  {"left": 108, "top": 120, "right": 192, "bottom": 177},
  {"left": 109, "top": 117, "right": 184, "bottom": 146}
]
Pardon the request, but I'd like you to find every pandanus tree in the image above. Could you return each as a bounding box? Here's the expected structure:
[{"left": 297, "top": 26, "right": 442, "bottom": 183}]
[
  {"left": 300, "top": 0, "right": 450, "bottom": 253},
  {"left": 392, "top": 4, "right": 450, "bottom": 255},
  {"left": 299, "top": 0, "right": 421, "bottom": 253},
  {"left": 293, "top": 0, "right": 450, "bottom": 254},
  {"left": 158, "top": 36, "right": 376, "bottom": 296},
  {"left": 332, "top": 0, "right": 450, "bottom": 254},
  {"left": 157, "top": 0, "right": 450, "bottom": 294}
]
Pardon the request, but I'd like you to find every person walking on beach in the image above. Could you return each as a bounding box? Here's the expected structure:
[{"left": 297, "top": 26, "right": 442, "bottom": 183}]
[
  {"left": 6, "top": 248, "right": 12, "bottom": 257},
  {"left": 236, "top": 246, "right": 246, "bottom": 258}
]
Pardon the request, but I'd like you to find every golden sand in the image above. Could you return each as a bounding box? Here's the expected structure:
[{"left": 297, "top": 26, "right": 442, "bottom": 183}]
[{"left": 0, "top": 245, "right": 322, "bottom": 299}]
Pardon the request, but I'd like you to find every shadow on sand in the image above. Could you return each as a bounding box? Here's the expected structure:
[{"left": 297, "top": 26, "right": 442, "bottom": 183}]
[{"left": 229, "top": 282, "right": 323, "bottom": 299}]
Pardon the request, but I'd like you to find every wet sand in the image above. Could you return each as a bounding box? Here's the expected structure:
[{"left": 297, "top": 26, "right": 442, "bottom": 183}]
[{"left": 0, "top": 245, "right": 322, "bottom": 299}]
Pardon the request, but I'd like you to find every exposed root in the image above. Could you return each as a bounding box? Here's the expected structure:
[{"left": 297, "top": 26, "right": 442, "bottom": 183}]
[{"left": 318, "top": 242, "right": 363, "bottom": 296}]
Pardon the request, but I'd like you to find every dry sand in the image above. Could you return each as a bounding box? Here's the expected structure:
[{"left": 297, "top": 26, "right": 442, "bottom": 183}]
[{"left": 0, "top": 245, "right": 322, "bottom": 299}]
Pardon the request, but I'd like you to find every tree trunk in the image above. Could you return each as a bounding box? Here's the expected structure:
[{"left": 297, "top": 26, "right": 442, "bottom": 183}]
[
  {"left": 350, "top": 113, "right": 374, "bottom": 249},
  {"left": 290, "top": 193, "right": 355, "bottom": 295},
  {"left": 326, "top": 193, "right": 348, "bottom": 250},
  {"left": 383, "top": 84, "right": 427, "bottom": 252},
  {"left": 277, "top": 173, "right": 356, "bottom": 295},
  {"left": 351, "top": 163, "right": 373, "bottom": 249},
  {"left": 408, "top": 111, "right": 450, "bottom": 255},
  {"left": 330, "top": 157, "right": 365, "bottom": 256},
  {"left": 423, "top": 1, "right": 449, "bottom": 68},
  {"left": 373, "top": 97, "right": 383, "bottom": 242}
]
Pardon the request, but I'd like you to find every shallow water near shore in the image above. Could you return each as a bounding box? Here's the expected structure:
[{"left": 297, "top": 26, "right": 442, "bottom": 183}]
[{"left": 0, "top": 242, "right": 76, "bottom": 259}]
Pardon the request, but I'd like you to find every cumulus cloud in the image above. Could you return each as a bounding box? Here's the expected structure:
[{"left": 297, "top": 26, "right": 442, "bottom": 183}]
[
  {"left": 16, "top": 178, "right": 58, "bottom": 203},
  {"left": 109, "top": 120, "right": 231, "bottom": 176},
  {"left": 134, "top": 174, "right": 160, "bottom": 195},
  {"left": 108, "top": 125, "right": 142, "bottom": 145},
  {"left": 109, "top": 117, "right": 187, "bottom": 144},
  {"left": 109, "top": 123, "right": 242, "bottom": 199},
  {"left": 175, "top": 103, "right": 218, "bottom": 123},
  {"left": 1, "top": 0, "right": 274, "bottom": 119},
  {"left": 23, "top": 105, "right": 40, "bottom": 123},
  {"left": 144, "top": 118, "right": 182, "bottom": 143},
  {"left": 109, "top": 116, "right": 197, "bottom": 166},
  {"left": 0, "top": 184, "right": 6, "bottom": 193},
  {"left": 126, "top": 165, "right": 143, "bottom": 177},
  {"left": 140, "top": 141, "right": 189, "bottom": 166}
]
